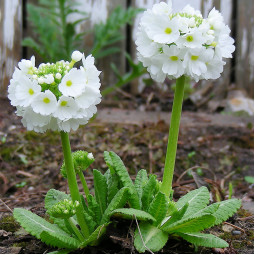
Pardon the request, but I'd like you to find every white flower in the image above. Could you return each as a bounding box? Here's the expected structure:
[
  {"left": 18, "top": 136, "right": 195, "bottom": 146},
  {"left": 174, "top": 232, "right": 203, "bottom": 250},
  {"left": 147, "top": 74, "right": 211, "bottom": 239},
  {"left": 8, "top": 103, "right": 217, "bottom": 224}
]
[
  {"left": 54, "top": 96, "right": 79, "bottom": 120},
  {"left": 18, "top": 56, "right": 35, "bottom": 74},
  {"left": 88, "top": 153, "right": 94, "bottom": 159},
  {"left": 75, "top": 87, "right": 101, "bottom": 109},
  {"left": 135, "top": 29, "right": 160, "bottom": 58},
  {"left": 202, "top": 56, "right": 226, "bottom": 80},
  {"left": 145, "top": 15, "right": 180, "bottom": 44},
  {"left": 56, "top": 73, "right": 62, "bottom": 79},
  {"left": 59, "top": 68, "right": 87, "bottom": 97},
  {"left": 159, "top": 45, "right": 185, "bottom": 78},
  {"left": 176, "top": 28, "right": 206, "bottom": 49},
  {"left": 216, "top": 33, "right": 235, "bottom": 58},
  {"left": 152, "top": 2, "right": 172, "bottom": 15},
  {"left": 8, "top": 72, "right": 41, "bottom": 107},
  {"left": 71, "top": 50, "right": 83, "bottom": 62},
  {"left": 31, "top": 90, "right": 57, "bottom": 116},
  {"left": 182, "top": 5, "right": 202, "bottom": 17},
  {"left": 44, "top": 74, "right": 55, "bottom": 84},
  {"left": 183, "top": 48, "right": 214, "bottom": 80}
]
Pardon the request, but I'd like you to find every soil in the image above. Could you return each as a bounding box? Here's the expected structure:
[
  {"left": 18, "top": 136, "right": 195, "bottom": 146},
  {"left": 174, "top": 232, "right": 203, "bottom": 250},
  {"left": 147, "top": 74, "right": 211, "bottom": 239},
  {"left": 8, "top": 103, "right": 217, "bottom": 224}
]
[{"left": 0, "top": 87, "right": 254, "bottom": 254}]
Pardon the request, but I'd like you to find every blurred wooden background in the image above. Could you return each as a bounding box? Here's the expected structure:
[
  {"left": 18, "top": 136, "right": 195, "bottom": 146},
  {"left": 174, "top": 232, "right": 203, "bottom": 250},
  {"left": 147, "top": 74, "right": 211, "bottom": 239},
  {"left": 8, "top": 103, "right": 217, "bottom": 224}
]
[{"left": 0, "top": 0, "right": 254, "bottom": 98}]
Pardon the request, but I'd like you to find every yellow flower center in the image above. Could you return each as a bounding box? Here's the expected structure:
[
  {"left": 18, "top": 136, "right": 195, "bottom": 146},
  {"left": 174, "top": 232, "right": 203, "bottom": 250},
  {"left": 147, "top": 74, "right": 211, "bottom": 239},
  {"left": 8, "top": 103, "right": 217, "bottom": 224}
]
[
  {"left": 186, "top": 35, "right": 194, "bottom": 42},
  {"left": 28, "top": 88, "right": 34, "bottom": 95},
  {"left": 60, "top": 101, "right": 68, "bottom": 107},
  {"left": 170, "top": 56, "right": 178, "bottom": 61},
  {"left": 191, "top": 55, "right": 199, "bottom": 61},
  {"left": 43, "top": 97, "right": 50, "bottom": 104},
  {"left": 165, "top": 27, "right": 172, "bottom": 34},
  {"left": 66, "top": 80, "right": 72, "bottom": 87},
  {"left": 211, "top": 41, "right": 217, "bottom": 47}
]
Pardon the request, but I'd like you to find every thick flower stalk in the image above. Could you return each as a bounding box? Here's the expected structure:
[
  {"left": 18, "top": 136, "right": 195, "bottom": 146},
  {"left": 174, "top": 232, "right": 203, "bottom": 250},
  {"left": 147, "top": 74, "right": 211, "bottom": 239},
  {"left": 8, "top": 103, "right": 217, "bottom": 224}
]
[
  {"left": 8, "top": 51, "right": 101, "bottom": 132},
  {"left": 136, "top": 1, "right": 235, "bottom": 197}
]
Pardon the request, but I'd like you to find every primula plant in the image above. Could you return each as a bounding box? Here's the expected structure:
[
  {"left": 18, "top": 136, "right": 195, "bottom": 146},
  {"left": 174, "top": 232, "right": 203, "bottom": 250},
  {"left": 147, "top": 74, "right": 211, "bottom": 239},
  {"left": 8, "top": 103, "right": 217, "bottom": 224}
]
[
  {"left": 105, "top": 1, "right": 241, "bottom": 253},
  {"left": 8, "top": 51, "right": 131, "bottom": 252}
]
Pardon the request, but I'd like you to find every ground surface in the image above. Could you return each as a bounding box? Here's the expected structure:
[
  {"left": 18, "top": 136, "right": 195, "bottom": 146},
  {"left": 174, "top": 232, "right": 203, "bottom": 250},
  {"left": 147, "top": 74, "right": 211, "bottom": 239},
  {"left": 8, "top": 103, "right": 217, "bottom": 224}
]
[{"left": 0, "top": 89, "right": 254, "bottom": 254}]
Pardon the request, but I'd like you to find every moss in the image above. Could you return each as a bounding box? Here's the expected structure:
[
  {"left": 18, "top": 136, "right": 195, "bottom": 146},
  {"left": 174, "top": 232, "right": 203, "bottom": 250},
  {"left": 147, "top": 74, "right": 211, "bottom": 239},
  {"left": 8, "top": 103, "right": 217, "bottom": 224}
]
[
  {"left": 0, "top": 215, "right": 20, "bottom": 232},
  {"left": 13, "top": 242, "right": 27, "bottom": 248}
]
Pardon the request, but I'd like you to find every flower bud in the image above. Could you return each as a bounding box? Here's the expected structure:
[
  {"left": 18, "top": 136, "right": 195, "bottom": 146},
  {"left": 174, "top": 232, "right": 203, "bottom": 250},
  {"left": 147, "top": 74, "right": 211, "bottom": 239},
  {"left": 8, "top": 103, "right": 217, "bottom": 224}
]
[{"left": 71, "top": 51, "right": 83, "bottom": 62}]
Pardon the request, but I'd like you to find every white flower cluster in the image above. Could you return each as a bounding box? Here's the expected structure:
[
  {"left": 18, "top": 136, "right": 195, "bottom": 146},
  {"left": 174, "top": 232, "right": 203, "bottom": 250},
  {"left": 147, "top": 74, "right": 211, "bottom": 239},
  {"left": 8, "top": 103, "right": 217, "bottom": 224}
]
[
  {"left": 136, "top": 1, "right": 235, "bottom": 82},
  {"left": 8, "top": 51, "right": 101, "bottom": 133}
]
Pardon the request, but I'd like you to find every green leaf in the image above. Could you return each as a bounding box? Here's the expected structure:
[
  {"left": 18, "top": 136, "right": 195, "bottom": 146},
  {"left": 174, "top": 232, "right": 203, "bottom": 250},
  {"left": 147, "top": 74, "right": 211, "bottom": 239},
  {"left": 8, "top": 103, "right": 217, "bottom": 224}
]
[
  {"left": 162, "top": 214, "right": 216, "bottom": 234},
  {"left": 148, "top": 192, "right": 168, "bottom": 226},
  {"left": 93, "top": 169, "right": 108, "bottom": 217},
  {"left": 211, "top": 199, "right": 242, "bottom": 226},
  {"left": 134, "top": 169, "right": 148, "bottom": 206},
  {"left": 176, "top": 186, "right": 210, "bottom": 218},
  {"left": 141, "top": 175, "right": 157, "bottom": 211},
  {"left": 87, "top": 194, "right": 101, "bottom": 225},
  {"left": 134, "top": 222, "right": 168, "bottom": 253},
  {"left": 45, "top": 189, "right": 70, "bottom": 211},
  {"left": 94, "top": 47, "right": 121, "bottom": 59},
  {"left": 103, "top": 151, "right": 115, "bottom": 174},
  {"left": 80, "top": 223, "right": 110, "bottom": 248},
  {"left": 177, "top": 232, "right": 229, "bottom": 248},
  {"left": 100, "top": 187, "right": 128, "bottom": 224},
  {"left": 13, "top": 208, "right": 72, "bottom": 240},
  {"left": 40, "top": 230, "right": 80, "bottom": 249},
  {"left": 164, "top": 203, "right": 189, "bottom": 227},
  {"left": 104, "top": 170, "right": 119, "bottom": 205},
  {"left": 109, "top": 151, "right": 140, "bottom": 209},
  {"left": 111, "top": 208, "right": 156, "bottom": 222}
]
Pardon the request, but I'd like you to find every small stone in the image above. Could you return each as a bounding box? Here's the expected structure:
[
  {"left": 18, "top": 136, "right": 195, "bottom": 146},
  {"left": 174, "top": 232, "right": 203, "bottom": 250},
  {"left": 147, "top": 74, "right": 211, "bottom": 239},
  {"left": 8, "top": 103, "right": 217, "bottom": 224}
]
[
  {"left": 232, "top": 230, "right": 241, "bottom": 235},
  {"left": 222, "top": 224, "right": 234, "bottom": 232}
]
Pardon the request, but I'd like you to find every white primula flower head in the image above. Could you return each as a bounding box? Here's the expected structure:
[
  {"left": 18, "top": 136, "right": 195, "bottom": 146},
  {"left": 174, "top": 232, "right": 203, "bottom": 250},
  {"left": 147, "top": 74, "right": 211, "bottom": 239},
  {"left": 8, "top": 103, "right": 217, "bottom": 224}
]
[
  {"left": 136, "top": 0, "right": 235, "bottom": 82},
  {"left": 8, "top": 51, "right": 102, "bottom": 133}
]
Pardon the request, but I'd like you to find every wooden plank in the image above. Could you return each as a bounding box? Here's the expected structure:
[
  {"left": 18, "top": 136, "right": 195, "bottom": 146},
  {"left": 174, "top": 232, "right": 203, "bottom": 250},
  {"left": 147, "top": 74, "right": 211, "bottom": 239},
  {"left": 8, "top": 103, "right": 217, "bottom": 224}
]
[
  {"left": 96, "top": 0, "right": 127, "bottom": 89},
  {"left": 0, "top": 0, "right": 22, "bottom": 97},
  {"left": 236, "top": 0, "right": 254, "bottom": 97}
]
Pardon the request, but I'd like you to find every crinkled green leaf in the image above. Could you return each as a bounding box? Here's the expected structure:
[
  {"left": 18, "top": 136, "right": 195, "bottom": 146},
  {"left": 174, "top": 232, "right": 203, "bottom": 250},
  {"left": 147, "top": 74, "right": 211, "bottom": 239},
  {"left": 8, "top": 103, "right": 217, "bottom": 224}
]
[
  {"left": 141, "top": 175, "right": 157, "bottom": 211},
  {"left": 111, "top": 208, "right": 156, "bottom": 222},
  {"left": 134, "top": 222, "right": 168, "bottom": 253},
  {"left": 93, "top": 169, "right": 108, "bottom": 216},
  {"left": 45, "top": 189, "right": 70, "bottom": 211},
  {"left": 162, "top": 214, "right": 216, "bottom": 234},
  {"left": 134, "top": 169, "right": 148, "bottom": 206},
  {"left": 176, "top": 186, "right": 210, "bottom": 218},
  {"left": 103, "top": 151, "right": 115, "bottom": 174},
  {"left": 104, "top": 170, "right": 119, "bottom": 205},
  {"left": 100, "top": 187, "right": 128, "bottom": 224},
  {"left": 40, "top": 230, "right": 80, "bottom": 249},
  {"left": 87, "top": 194, "right": 101, "bottom": 225},
  {"left": 163, "top": 203, "right": 189, "bottom": 228},
  {"left": 177, "top": 232, "right": 229, "bottom": 248},
  {"left": 211, "top": 199, "right": 242, "bottom": 225},
  {"left": 80, "top": 223, "right": 110, "bottom": 248},
  {"left": 109, "top": 151, "right": 140, "bottom": 209},
  {"left": 148, "top": 192, "right": 168, "bottom": 226},
  {"left": 13, "top": 208, "right": 71, "bottom": 240}
]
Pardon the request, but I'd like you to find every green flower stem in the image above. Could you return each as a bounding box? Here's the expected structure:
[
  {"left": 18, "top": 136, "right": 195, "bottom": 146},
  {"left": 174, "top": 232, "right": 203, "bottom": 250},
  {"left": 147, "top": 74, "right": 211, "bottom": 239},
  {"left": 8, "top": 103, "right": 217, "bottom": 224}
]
[
  {"left": 67, "top": 217, "right": 84, "bottom": 242},
  {"left": 160, "top": 75, "right": 186, "bottom": 198},
  {"left": 78, "top": 171, "right": 90, "bottom": 200},
  {"left": 60, "top": 131, "right": 90, "bottom": 239}
]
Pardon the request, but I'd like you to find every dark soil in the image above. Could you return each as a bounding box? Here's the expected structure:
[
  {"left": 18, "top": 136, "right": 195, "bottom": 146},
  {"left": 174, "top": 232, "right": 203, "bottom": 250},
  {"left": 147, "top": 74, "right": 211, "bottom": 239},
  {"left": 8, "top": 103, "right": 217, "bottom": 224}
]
[{"left": 0, "top": 89, "right": 254, "bottom": 254}]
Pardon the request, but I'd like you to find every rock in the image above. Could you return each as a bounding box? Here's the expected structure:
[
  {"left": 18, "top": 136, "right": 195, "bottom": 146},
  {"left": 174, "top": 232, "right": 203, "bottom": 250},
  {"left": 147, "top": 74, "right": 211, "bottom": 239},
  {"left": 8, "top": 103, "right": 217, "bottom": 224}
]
[
  {"left": 232, "top": 230, "right": 241, "bottom": 235},
  {"left": 222, "top": 224, "right": 234, "bottom": 232},
  {"left": 225, "top": 90, "right": 254, "bottom": 116}
]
